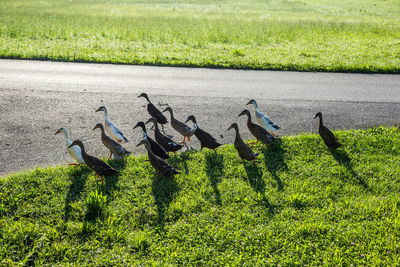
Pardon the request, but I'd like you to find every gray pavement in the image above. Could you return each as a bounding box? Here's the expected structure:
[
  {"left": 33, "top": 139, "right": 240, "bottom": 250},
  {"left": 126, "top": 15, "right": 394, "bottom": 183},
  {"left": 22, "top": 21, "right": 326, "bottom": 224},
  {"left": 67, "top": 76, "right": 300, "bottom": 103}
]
[{"left": 1, "top": 59, "right": 399, "bottom": 176}]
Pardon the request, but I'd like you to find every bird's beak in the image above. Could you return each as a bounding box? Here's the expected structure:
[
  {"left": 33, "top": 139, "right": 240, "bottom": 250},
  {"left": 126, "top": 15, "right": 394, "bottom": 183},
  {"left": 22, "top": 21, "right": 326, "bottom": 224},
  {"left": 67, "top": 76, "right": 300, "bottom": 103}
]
[
  {"left": 184, "top": 118, "right": 190, "bottom": 123},
  {"left": 245, "top": 101, "right": 251, "bottom": 105},
  {"left": 95, "top": 108, "right": 101, "bottom": 112},
  {"left": 144, "top": 119, "right": 152, "bottom": 124},
  {"left": 136, "top": 141, "right": 144, "bottom": 147},
  {"left": 133, "top": 123, "right": 139, "bottom": 130},
  {"left": 238, "top": 112, "right": 244, "bottom": 117},
  {"left": 161, "top": 108, "right": 167, "bottom": 113},
  {"left": 313, "top": 115, "right": 317, "bottom": 119},
  {"left": 68, "top": 143, "right": 74, "bottom": 148},
  {"left": 92, "top": 125, "right": 97, "bottom": 131},
  {"left": 55, "top": 130, "right": 61, "bottom": 135},
  {"left": 227, "top": 125, "right": 233, "bottom": 131}
]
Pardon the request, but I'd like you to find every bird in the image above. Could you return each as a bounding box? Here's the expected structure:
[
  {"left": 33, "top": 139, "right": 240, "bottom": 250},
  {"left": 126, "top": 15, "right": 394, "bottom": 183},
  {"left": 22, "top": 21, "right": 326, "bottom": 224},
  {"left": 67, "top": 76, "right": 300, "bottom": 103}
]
[
  {"left": 246, "top": 99, "right": 280, "bottom": 136},
  {"left": 133, "top": 121, "right": 170, "bottom": 159},
  {"left": 55, "top": 127, "right": 84, "bottom": 165},
  {"left": 185, "top": 115, "right": 221, "bottom": 150},
  {"left": 95, "top": 106, "right": 128, "bottom": 143},
  {"left": 138, "top": 93, "right": 168, "bottom": 132},
  {"left": 314, "top": 112, "right": 342, "bottom": 150},
  {"left": 238, "top": 109, "right": 275, "bottom": 146},
  {"left": 162, "top": 107, "right": 194, "bottom": 144},
  {"left": 137, "top": 139, "right": 181, "bottom": 177},
  {"left": 145, "top": 117, "right": 184, "bottom": 153},
  {"left": 92, "top": 123, "right": 131, "bottom": 160},
  {"left": 68, "top": 140, "right": 119, "bottom": 181},
  {"left": 227, "top": 123, "right": 258, "bottom": 163}
]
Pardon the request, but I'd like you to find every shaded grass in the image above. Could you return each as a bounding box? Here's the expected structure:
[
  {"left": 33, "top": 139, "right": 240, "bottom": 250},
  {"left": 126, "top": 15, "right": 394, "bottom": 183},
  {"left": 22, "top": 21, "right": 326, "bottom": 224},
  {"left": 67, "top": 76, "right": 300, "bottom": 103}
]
[
  {"left": 1, "top": 127, "right": 400, "bottom": 265},
  {"left": 0, "top": 0, "right": 399, "bottom": 73}
]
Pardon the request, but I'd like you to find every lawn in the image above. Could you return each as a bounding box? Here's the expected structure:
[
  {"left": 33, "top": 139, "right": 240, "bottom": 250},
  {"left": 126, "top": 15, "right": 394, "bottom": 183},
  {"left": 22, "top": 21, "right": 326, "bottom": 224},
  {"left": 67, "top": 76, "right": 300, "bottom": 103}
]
[
  {"left": 1, "top": 127, "right": 400, "bottom": 265},
  {"left": 0, "top": 0, "right": 399, "bottom": 72}
]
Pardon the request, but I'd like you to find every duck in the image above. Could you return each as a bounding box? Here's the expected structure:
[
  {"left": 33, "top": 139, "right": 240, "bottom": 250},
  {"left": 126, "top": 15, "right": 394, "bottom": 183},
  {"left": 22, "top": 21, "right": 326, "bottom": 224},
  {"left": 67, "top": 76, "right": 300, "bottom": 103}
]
[
  {"left": 68, "top": 140, "right": 119, "bottom": 181},
  {"left": 92, "top": 123, "right": 131, "bottom": 160},
  {"left": 314, "top": 112, "right": 342, "bottom": 150},
  {"left": 227, "top": 123, "right": 258, "bottom": 163},
  {"left": 133, "top": 121, "right": 170, "bottom": 159},
  {"left": 55, "top": 127, "right": 84, "bottom": 165},
  {"left": 136, "top": 139, "right": 180, "bottom": 178},
  {"left": 162, "top": 107, "right": 194, "bottom": 143},
  {"left": 185, "top": 115, "right": 221, "bottom": 151},
  {"left": 138, "top": 93, "right": 168, "bottom": 132},
  {"left": 238, "top": 109, "right": 275, "bottom": 146},
  {"left": 95, "top": 106, "right": 128, "bottom": 143},
  {"left": 246, "top": 99, "right": 280, "bottom": 135},
  {"left": 145, "top": 117, "right": 184, "bottom": 153}
]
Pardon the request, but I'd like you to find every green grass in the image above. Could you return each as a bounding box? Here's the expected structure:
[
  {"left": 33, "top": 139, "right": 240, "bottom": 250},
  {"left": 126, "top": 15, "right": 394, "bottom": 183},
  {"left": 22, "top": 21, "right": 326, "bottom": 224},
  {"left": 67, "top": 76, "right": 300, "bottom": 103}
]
[
  {"left": 0, "top": 0, "right": 399, "bottom": 73},
  {"left": 1, "top": 127, "right": 400, "bottom": 265}
]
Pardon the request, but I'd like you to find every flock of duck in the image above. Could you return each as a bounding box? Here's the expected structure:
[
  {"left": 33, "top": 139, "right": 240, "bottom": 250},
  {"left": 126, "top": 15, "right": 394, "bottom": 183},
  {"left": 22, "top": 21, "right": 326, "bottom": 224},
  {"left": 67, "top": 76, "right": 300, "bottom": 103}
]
[{"left": 55, "top": 93, "right": 342, "bottom": 181}]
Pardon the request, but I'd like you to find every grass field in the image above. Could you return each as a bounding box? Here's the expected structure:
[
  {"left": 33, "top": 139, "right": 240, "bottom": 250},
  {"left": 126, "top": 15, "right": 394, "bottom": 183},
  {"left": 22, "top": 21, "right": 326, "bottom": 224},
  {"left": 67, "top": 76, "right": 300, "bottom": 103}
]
[
  {"left": 0, "top": 0, "right": 399, "bottom": 73},
  {"left": 1, "top": 127, "right": 400, "bottom": 265}
]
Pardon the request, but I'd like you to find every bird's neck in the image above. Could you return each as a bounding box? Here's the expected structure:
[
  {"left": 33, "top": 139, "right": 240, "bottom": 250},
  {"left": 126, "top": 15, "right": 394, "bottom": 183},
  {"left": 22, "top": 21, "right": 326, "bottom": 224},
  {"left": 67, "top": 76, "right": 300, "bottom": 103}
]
[
  {"left": 234, "top": 128, "right": 241, "bottom": 142},
  {"left": 318, "top": 116, "right": 323, "bottom": 127},
  {"left": 103, "top": 110, "right": 109, "bottom": 120},
  {"left": 252, "top": 102, "right": 258, "bottom": 109},
  {"left": 193, "top": 122, "right": 198, "bottom": 131},
  {"left": 62, "top": 130, "right": 71, "bottom": 147},
  {"left": 246, "top": 114, "right": 252, "bottom": 125}
]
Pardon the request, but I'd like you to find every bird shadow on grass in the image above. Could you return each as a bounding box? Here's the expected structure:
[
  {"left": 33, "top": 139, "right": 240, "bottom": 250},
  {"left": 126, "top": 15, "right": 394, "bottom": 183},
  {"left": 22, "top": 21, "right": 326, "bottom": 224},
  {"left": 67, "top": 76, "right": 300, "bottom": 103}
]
[
  {"left": 243, "top": 163, "right": 276, "bottom": 214},
  {"left": 261, "top": 139, "right": 287, "bottom": 191},
  {"left": 330, "top": 149, "right": 369, "bottom": 189},
  {"left": 169, "top": 149, "right": 194, "bottom": 175},
  {"left": 205, "top": 151, "right": 224, "bottom": 206},
  {"left": 63, "top": 166, "right": 91, "bottom": 221},
  {"left": 102, "top": 159, "right": 125, "bottom": 200},
  {"left": 151, "top": 175, "right": 180, "bottom": 229}
]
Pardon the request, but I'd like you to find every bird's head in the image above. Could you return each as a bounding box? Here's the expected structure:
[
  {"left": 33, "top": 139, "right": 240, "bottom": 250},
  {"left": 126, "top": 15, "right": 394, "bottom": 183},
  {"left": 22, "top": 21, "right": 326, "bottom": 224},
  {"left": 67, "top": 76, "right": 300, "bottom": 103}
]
[
  {"left": 246, "top": 99, "right": 257, "bottom": 106},
  {"left": 133, "top": 121, "right": 146, "bottom": 131},
  {"left": 314, "top": 112, "right": 322, "bottom": 119},
  {"left": 68, "top": 139, "right": 84, "bottom": 149},
  {"left": 95, "top": 106, "right": 106, "bottom": 113},
  {"left": 92, "top": 123, "right": 104, "bottom": 131},
  {"left": 227, "top": 123, "right": 238, "bottom": 131},
  {"left": 138, "top": 93, "right": 149, "bottom": 101},
  {"left": 238, "top": 109, "right": 250, "bottom": 117},
  {"left": 185, "top": 115, "right": 196, "bottom": 124}
]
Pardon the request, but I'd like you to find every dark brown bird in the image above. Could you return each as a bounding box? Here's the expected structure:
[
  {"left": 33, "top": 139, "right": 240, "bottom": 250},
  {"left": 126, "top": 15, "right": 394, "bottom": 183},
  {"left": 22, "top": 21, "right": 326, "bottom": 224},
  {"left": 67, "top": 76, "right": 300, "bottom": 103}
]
[
  {"left": 137, "top": 139, "right": 181, "bottom": 177},
  {"left": 92, "top": 123, "right": 131, "bottom": 160},
  {"left": 138, "top": 93, "right": 168, "bottom": 132},
  {"left": 227, "top": 123, "right": 258, "bottom": 163},
  {"left": 185, "top": 115, "right": 221, "bottom": 151},
  {"left": 162, "top": 107, "right": 194, "bottom": 143},
  {"left": 145, "top": 117, "right": 184, "bottom": 152},
  {"left": 238, "top": 109, "right": 275, "bottom": 146},
  {"left": 133, "top": 121, "right": 170, "bottom": 159},
  {"left": 314, "top": 112, "right": 342, "bottom": 150},
  {"left": 68, "top": 140, "right": 119, "bottom": 180}
]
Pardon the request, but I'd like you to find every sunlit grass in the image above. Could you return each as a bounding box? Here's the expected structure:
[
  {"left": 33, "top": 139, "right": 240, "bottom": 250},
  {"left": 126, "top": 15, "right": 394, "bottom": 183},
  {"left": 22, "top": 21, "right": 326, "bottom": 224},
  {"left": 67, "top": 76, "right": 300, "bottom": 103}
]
[
  {"left": 0, "top": 0, "right": 399, "bottom": 72},
  {"left": 1, "top": 127, "right": 400, "bottom": 265}
]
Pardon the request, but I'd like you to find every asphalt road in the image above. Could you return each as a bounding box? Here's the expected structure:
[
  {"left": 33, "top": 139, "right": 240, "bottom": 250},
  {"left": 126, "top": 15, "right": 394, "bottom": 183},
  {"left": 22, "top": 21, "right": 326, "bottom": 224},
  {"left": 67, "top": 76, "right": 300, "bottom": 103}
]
[{"left": 1, "top": 59, "right": 399, "bottom": 176}]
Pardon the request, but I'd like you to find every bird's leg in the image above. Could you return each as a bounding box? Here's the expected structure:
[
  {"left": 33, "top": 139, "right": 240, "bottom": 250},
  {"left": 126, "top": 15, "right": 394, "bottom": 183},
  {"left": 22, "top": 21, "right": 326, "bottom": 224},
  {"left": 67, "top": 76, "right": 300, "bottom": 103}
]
[
  {"left": 271, "top": 131, "right": 275, "bottom": 137},
  {"left": 247, "top": 140, "right": 258, "bottom": 145},
  {"left": 161, "top": 124, "right": 166, "bottom": 135},
  {"left": 180, "top": 136, "right": 186, "bottom": 144},
  {"left": 68, "top": 163, "right": 80, "bottom": 166},
  {"left": 108, "top": 152, "right": 113, "bottom": 160}
]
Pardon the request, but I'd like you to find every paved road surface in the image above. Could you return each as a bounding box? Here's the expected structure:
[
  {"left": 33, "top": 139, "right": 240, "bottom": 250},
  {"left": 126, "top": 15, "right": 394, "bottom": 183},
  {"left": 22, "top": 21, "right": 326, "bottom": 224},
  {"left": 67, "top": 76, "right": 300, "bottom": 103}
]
[{"left": 1, "top": 59, "right": 399, "bottom": 175}]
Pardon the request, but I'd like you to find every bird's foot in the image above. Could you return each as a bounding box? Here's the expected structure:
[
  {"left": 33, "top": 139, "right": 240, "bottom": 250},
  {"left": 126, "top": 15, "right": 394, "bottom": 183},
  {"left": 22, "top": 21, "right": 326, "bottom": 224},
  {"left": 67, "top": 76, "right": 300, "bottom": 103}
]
[{"left": 68, "top": 163, "right": 80, "bottom": 166}]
